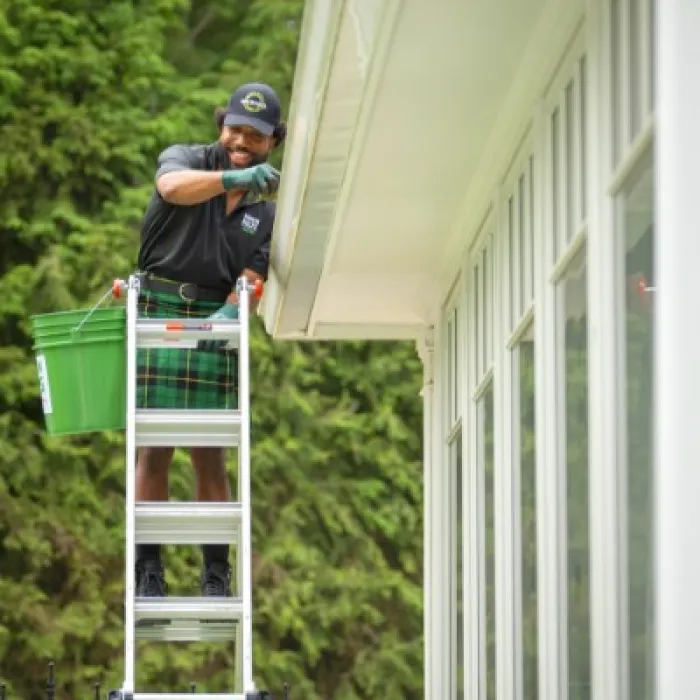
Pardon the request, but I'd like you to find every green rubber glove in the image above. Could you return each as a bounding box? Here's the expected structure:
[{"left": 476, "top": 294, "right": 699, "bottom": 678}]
[
  {"left": 197, "top": 303, "right": 239, "bottom": 352},
  {"left": 222, "top": 163, "right": 280, "bottom": 195}
]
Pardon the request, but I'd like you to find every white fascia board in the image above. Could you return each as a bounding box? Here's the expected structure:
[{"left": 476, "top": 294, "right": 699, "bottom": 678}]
[{"left": 262, "top": 0, "right": 346, "bottom": 337}]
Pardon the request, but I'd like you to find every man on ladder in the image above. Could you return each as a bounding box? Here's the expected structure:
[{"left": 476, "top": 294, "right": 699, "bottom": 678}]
[{"left": 133, "top": 81, "right": 285, "bottom": 599}]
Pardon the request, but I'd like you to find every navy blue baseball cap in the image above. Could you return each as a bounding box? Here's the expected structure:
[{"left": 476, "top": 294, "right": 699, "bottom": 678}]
[{"left": 223, "top": 82, "right": 281, "bottom": 136}]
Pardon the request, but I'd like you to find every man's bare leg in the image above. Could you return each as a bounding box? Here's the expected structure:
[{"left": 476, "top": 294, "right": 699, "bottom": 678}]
[
  {"left": 191, "top": 447, "right": 231, "bottom": 501},
  {"left": 136, "top": 446, "right": 173, "bottom": 500},
  {"left": 135, "top": 447, "right": 174, "bottom": 597},
  {"left": 191, "top": 447, "right": 232, "bottom": 595}
]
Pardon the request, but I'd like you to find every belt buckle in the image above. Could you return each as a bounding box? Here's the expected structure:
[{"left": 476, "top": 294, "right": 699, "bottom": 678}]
[{"left": 178, "top": 282, "right": 197, "bottom": 302}]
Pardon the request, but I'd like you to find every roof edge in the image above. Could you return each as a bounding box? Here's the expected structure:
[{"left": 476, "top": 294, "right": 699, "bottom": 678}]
[{"left": 262, "top": 0, "right": 346, "bottom": 336}]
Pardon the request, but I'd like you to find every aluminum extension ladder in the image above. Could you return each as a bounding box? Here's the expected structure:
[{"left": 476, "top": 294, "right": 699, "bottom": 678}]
[{"left": 107, "top": 274, "right": 272, "bottom": 700}]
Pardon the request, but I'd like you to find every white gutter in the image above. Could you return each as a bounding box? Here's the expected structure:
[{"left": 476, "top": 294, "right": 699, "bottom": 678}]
[{"left": 262, "top": 0, "right": 346, "bottom": 337}]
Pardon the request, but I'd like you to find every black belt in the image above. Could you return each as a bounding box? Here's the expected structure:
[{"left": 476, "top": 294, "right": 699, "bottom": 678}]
[{"left": 136, "top": 272, "right": 230, "bottom": 303}]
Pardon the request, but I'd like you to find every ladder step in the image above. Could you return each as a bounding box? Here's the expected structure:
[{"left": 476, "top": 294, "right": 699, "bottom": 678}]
[
  {"left": 135, "top": 501, "right": 242, "bottom": 545},
  {"left": 135, "top": 409, "right": 241, "bottom": 447},
  {"left": 136, "top": 318, "right": 240, "bottom": 349},
  {"left": 135, "top": 597, "right": 243, "bottom": 623},
  {"left": 135, "top": 619, "right": 237, "bottom": 642},
  {"left": 132, "top": 694, "right": 245, "bottom": 700}
]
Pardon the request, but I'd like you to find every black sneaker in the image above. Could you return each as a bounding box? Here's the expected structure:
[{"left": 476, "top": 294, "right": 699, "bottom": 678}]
[
  {"left": 201, "top": 560, "right": 232, "bottom": 597},
  {"left": 136, "top": 559, "right": 168, "bottom": 597}
]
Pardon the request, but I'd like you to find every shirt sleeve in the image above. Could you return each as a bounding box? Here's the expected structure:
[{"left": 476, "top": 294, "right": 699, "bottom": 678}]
[
  {"left": 155, "top": 145, "right": 204, "bottom": 180},
  {"left": 244, "top": 202, "right": 276, "bottom": 280}
]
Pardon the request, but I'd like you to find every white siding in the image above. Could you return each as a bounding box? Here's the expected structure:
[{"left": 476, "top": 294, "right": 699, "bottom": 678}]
[{"left": 429, "top": 0, "right": 657, "bottom": 698}]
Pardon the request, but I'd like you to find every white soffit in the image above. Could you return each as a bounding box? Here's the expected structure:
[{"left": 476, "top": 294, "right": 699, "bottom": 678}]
[{"left": 266, "top": 0, "right": 585, "bottom": 340}]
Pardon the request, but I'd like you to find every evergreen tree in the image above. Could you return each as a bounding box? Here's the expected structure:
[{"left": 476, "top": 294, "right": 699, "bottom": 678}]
[{"left": 0, "top": 1, "right": 424, "bottom": 698}]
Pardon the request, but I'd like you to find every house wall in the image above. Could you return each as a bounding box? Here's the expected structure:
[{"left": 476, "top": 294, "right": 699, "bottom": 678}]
[{"left": 423, "top": 0, "right": 656, "bottom": 698}]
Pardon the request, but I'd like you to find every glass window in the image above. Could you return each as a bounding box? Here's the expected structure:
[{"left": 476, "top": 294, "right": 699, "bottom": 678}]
[
  {"left": 453, "top": 308, "right": 460, "bottom": 421},
  {"left": 558, "top": 247, "right": 590, "bottom": 700},
  {"left": 611, "top": 0, "right": 622, "bottom": 165},
  {"left": 517, "top": 328, "right": 538, "bottom": 700},
  {"left": 648, "top": 0, "right": 655, "bottom": 110},
  {"left": 519, "top": 174, "right": 528, "bottom": 309},
  {"left": 621, "top": 155, "right": 655, "bottom": 700},
  {"left": 509, "top": 195, "right": 517, "bottom": 327},
  {"left": 551, "top": 107, "right": 561, "bottom": 262},
  {"left": 481, "top": 385, "right": 496, "bottom": 700},
  {"left": 451, "top": 433, "right": 465, "bottom": 700},
  {"left": 579, "top": 57, "right": 587, "bottom": 222},
  {"left": 629, "top": 0, "right": 642, "bottom": 139},
  {"left": 530, "top": 157, "right": 535, "bottom": 291},
  {"left": 474, "top": 266, "right": 482, "bottom": 381},
  {"left": 448, "top": 317, "right": 455, "bottom": 423},
  {"left": 565, "top": 79, "right": 575, "bottom": 241}
]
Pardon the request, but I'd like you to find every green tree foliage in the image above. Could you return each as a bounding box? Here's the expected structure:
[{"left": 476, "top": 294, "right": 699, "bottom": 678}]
[
  {"left": 518, "top": 339, "right": 537, "bottom": 700},
  {"left": 0, "top": 1, "right": 424, "bottom": 698}
]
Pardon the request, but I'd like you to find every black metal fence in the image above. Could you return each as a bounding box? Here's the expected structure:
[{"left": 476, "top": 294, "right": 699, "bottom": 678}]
[
  {"left": 1, "top": 663, "right": 288, "bottom": 699},
  {"left": 0, "top": 661, "right": 205, "bottom": 699}
]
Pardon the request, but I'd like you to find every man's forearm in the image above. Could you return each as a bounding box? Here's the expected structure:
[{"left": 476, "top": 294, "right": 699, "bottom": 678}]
[{"left": 157, "top": 170, "right": 227, "bottom": 205}]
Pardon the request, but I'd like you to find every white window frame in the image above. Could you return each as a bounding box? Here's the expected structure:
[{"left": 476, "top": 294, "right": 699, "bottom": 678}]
[
  {"left": 533, "top": 24, "right": 592, "bottom": 700},
  {"left": 499, "top": 133, "right": 538, "bottom": 700},
  {"left": 603, "top": 1, "right": 657, "bottom": 699},
  {"left": 586, "top": 1, "right": 656, "bottom": 699},
  {"left": 465, "top": 213, "right": 499, "bottom": 700},
  {"left": 437, "top": 274, "right": 467, "bottom": 700}
]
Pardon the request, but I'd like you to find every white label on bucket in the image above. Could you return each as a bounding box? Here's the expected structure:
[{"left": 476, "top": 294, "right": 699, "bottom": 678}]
[{"left": 36, "top": 354, "right": 53, "bottom": 415}]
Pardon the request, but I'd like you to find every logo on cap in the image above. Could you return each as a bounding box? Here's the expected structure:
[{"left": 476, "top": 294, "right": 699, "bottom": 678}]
[{"left": 240, "top": 91, "right": 266, "bottom": 113}]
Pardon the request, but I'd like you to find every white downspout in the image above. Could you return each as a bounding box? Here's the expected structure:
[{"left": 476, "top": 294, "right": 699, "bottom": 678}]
[
  {"left": 655, "top": 0, "right": 700, "bottom": 697},
  {"left": 418, "top": 327, "right": 435, "bottom": 700}
]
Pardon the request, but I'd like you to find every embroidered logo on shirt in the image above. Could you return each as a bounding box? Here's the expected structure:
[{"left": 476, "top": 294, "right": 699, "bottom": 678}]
[{"left": 241, "top": 213, "right": 260, "bottom": 235}]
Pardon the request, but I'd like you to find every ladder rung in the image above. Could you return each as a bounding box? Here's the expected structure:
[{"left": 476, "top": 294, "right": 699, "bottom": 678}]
[
  {"left": 136, "top": 319, "right": 240, "bottom": 349},
  {"left": 135, "top": 597, "right": 243, "bottom": 622},
  {"left": 135, "top": 619, "right": 237, "bottom": 642},
  {"left": 135, "top": 409, "right": 241, "bottom": 447},
  {"left": 135, "top": 501, "right": 242, "bottom": 545},
  {"left": 133, "top": 694, "right": 245, "bottom": 700}
]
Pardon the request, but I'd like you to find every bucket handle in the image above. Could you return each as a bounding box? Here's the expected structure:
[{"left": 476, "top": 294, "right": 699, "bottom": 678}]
[{"left": 71, "top": 285, "right": 120, "bottom": 335}]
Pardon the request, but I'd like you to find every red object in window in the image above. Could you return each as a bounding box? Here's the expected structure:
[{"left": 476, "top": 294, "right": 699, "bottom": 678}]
[
  {"left": 634, "top": 273, "right": 653, "bottom": 311},
  {"left": 637, "top": 274, "right": 647, "bottom": 299}
]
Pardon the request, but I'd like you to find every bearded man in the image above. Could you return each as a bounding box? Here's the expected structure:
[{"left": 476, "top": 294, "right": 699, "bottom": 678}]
[{"left": 133, "top": 82, "right": 284, "bottom": 598}]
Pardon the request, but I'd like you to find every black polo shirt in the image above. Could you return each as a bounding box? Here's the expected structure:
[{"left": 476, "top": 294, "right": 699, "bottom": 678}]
[{"left": 137, "top": 142, "right": 275, "bottom": 293}]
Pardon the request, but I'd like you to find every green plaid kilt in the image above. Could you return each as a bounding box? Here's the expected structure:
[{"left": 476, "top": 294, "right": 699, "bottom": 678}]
[{"left": 136, "top": 289, "right": 238, "bottom": 410}]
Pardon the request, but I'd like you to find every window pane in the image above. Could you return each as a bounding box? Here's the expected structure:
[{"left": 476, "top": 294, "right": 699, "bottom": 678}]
[
  {"left": 519, "top": 174, "right": 527, "bottom": 308},
  {"left": 622, "top": 157, "right": 655, "bottom": 700},
  {"left": 451, "top": 434, "right": 465, "bottom": 700},
  {"left": 551, "top": 107, "right": 560, "bottom": 262},
  {"left": 611, "top": 0, "right": 623, "bottom": 166},
  {"left": 483, "top": 247, "right": 490, "bottom": 368},
  {"left": 648, "top": 0, "right": 655, "bottom": 110},
  {"left": 529, "top": 156, "right": 535, "bottom": 293},
  {"left": 630, "top": 0, "right": 642, "bottom": 139},
  {"left": 475, "top": 265, "right": 481, "bottom": 380},
  {"left": 454, "top": 308, "right": 460, "bottom": 421},
  {"left": 559, "top": 248, "right": 590, "bottom": 700},
  {"left": 565, "top": 79, "right": 575, "bottom": 241},
  {"left": 448, "top": 320, "right": 454, "bottom": 424},
  {"left": 482, "top": 385, "right": 496, "bottom": 700},
  {"left": 510, "top": 196, "right": 516, "bottom": 328},
  {"left": 579, "top": 57, "right": 587, "bottom": 221},
  {"left": 518, "top": 330, "right": 538, "bottom": 700}
]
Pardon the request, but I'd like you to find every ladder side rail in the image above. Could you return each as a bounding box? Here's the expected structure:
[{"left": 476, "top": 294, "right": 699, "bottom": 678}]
[
  {"left": 123, "top": 275, "right": 140, "bottom": 692},
  {"left": 237, "top": 277, "right": 254, "bottom": 693}
]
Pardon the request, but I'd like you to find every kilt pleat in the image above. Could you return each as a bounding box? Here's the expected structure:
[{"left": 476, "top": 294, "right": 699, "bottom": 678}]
[{"left": 136, "top": 289, "right": 238, "bottom": 410}]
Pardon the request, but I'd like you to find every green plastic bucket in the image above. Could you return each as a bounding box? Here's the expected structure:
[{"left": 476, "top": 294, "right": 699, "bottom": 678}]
[{"left": 30, "top": 306, "right": 127, "bottom": 436}]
